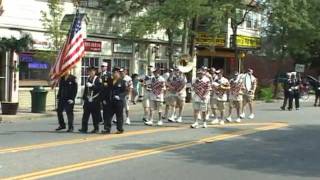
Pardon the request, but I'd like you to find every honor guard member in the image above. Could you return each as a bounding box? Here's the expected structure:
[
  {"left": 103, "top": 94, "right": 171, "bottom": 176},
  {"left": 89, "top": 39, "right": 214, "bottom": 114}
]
[
  {"left": 55, "top": 70, "right": 78, "bottom": 132},
  {"left": 288, "top": 72, "right": 301, "bottom": 110},
  {"left": 98, "top": 62, "right": 111, "bottom": 124},
  {"left": 102, "top": 67, "right": 127, "bottom": 134},
  {"left": 79, "top": 67, "right": 102, "bottom": 133}
]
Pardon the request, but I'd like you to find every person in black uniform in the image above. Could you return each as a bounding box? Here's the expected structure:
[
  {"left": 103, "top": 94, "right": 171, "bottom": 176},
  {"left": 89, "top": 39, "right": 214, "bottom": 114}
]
[
  {"left": 98, "top": 62, "right": 111, "bottom": 124},
  {"left": 79, "top": 67, "right": 102, "bottom": 133},
  {"left": 55, "top": 70, "right": 78, "bottom": 132},
  {"left": 101, "top": 67, "right": 127, "bottom": 134},
  {"left": 288, "top": 73, "right": 301, "bottom": 110},
  {"left": 281, "top": 72, "right": 291, "bottom": 110}
]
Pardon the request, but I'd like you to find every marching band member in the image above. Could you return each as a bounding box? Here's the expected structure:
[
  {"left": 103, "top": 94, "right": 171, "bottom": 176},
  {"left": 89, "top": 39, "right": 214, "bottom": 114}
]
[
  {"left": 167, "top": 68, "right": 187, "bottom": 123},
  {"left": 164, "top": 69, "right": 177, "bottom": 122},
  {"left": 227, "top": 71, "right": 244, "bottom": 123},
  {"left": 241, "top": 68, "right": 257, "bottom": 119},
  {"left": 140, "top": 66, "right": 154, "bottom": 122},
  {"left": 164, "top": 69, "right": 176, "bottom": 122},
  {"left": 209, "top": 67, "right": 218, "bottom": 120},
  {"left": 79, "top": 67, "right": 102, "bottom": 134},
  {"left": 145, "top": 68, "right": 166, "bottom": 126},
  {"left": 121, "top": 68, "right": 133, "bottom": 125},
  {"left": 211, "top": 69, "right": 230, "bottom": 125},
  {"left": 174, "top": 69, "right": 187, "bottom": 123},
  {"left": 191, "top": 69, "right": 211, "bottom": 128}
]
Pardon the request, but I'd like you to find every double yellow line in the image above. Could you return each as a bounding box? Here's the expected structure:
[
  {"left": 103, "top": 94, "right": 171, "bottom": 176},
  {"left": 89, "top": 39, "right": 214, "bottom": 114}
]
[
  {"left": 0, "top": 122, "right": 274, "bottom": 154},
  {"left": 1, "top": 122, "right": 288, "bottom": 180}
]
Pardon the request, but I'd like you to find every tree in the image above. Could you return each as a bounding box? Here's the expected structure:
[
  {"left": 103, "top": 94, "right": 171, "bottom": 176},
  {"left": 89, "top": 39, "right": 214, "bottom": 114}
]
[
  {"left": 0, "top": 34, "right": 33, "bottom": 102},
  {"left": 37, "top": 0, "right": 66, "bottom": 63}
]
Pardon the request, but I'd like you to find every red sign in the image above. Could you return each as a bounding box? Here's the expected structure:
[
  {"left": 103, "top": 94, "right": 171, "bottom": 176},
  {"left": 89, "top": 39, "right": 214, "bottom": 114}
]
[{"left": 84, "top": 40, "right": 102, "bottom": 52}]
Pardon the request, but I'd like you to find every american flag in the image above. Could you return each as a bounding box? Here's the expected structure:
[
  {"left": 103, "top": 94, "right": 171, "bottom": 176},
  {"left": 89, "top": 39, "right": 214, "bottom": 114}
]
[
  {"left": 193, "top": 79, "right": 210, "bottom": 100},
  {"left": 50, "top": 10, "right": 85, "bottom": 86},
  {"left": 151, "top": 78, "right": 164, "bottom": 96}
]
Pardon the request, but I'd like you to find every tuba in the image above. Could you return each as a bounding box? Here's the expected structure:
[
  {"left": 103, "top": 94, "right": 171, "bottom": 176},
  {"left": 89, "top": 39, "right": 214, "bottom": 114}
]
[{"left": 177, "top": 54, "right": 193, "bottom": 73}]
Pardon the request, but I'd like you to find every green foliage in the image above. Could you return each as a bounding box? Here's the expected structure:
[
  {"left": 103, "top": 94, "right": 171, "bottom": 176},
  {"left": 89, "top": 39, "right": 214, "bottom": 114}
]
[
  {"left": 0, "top": 34, "right": 33, "bottom": 53},
  {"left": 258, "top": 86, "right": 274, "bottom": 103},
  {"left": 39, "top": 0, "right": 66, "bottom": 62},
  {"left": 263, "top": 0, "right": 320, "bottom": 65}
]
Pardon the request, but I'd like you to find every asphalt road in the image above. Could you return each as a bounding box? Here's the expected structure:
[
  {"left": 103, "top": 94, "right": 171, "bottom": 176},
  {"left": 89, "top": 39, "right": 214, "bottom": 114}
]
[{"left": 0, "top": 100, "right": 319, "bottom": 180}]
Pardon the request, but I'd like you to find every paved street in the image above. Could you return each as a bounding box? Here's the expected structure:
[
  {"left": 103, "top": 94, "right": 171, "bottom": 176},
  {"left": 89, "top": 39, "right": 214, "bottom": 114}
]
[{"left": 0, "top": 100, "right": 320, "bottom": 180}]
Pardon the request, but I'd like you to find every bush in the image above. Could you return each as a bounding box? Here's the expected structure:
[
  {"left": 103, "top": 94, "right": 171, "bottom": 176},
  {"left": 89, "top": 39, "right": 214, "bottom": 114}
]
[{"left": 259, "top": 87, "right": 274, "bottom": 103}]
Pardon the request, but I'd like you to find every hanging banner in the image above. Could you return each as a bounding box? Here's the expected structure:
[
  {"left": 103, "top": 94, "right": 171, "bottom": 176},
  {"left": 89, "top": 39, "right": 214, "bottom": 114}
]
[
  {"left": 195, "top": 32, "right": 226, "bottom": 47},
  {"left": 236, "top": 35, "right": 261, "bottom": 49}
]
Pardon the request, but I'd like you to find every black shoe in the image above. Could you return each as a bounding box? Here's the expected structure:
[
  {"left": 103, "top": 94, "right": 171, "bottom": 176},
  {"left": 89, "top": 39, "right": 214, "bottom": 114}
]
[
  {"left": 67, "top": 128, "right": 74, "bottom": 132},
  {"left": 116, "top": 130, "right": 124, "bottom": 134},
  {"left": 78, "top": 129, "right": 87, "bottom": 133},
  {"left": 55, "top": 126, "right": 66, "bottom": 131},
  {"left": 101, "top": 130, "right": 111, "bottom": 134},
  {"left": 280, "top": 107, "right": 285, "bottom": 110},
  {"left": 90, "top": 129, "right": 99, "bottom": 134},
  {"left": 142, "top": 117, "right": 148, "bottom": 122}
]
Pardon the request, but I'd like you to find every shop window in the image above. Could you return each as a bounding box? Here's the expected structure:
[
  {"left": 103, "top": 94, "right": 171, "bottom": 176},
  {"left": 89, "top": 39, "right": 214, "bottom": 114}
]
[
  {"left": 81, "top": 57, "right": 99, "bottom": 85},
  {"left": 113, "top": 58, "right": 130, "bottom": 70},
  {"left": 19, "top": 53, "right": 50, "bottom": 81}
]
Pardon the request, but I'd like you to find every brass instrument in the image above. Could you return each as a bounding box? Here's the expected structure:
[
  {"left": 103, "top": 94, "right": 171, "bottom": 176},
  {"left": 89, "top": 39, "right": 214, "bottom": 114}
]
[{"left": 177, "top": 54, "right": 193, "bottom": 73}]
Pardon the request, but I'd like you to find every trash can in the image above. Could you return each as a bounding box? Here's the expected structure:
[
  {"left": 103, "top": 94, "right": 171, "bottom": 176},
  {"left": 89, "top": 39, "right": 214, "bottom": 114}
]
[{"left": 30, "top": 86, "right": 48, "bottom": 113}]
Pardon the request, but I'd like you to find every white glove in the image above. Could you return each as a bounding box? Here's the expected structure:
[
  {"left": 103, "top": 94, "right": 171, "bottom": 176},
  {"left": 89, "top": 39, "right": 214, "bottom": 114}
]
[
  {"left": 86, "top": 82, "right": 93, "bottom": 87},
  {"left": 318, "top": 87, "right": 320, "bottom": 90},
  {"left": 114, "top": 95, "right": 120, "bottom": 100},
  {"left": 103, "top": 100, "right": 107, "bottom": 105},
  {"left": 67, "top": 100, "right": 74, "bottom": 104}
]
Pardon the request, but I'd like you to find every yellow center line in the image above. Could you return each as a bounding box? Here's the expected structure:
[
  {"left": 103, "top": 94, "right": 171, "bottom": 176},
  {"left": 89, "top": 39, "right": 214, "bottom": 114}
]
[
  {"left": 1, "top": 123, "right": 288, "bottom": 180},
  {"left": 0, "top": 122, "right": 284, "bottom": 154}
]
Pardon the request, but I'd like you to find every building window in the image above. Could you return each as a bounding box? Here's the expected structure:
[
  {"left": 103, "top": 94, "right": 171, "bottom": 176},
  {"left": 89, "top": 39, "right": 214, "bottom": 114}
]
[
  {"left": 155, "top": 62, "right": 168, "bottom": 74},
  {"left": 81, "top": 57, "right": 99, "bottom": 85},
  {"left": 79, "top": 0, "right": 100, "bottom": 8},
  {"left": 246, "top": 13, "right": 253, "bottom": 29},
  {"left": 113, "top": 58, "right": 130, "bottom": 71}
]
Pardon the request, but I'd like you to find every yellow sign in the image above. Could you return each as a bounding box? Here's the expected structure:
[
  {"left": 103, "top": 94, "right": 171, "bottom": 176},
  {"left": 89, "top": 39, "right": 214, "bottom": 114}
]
[
  {"left": 195, "top": 32, "right": 225, "bottom": 47},
  {"left": 237, "top": 35, "right": 261, "bottom": 49}
]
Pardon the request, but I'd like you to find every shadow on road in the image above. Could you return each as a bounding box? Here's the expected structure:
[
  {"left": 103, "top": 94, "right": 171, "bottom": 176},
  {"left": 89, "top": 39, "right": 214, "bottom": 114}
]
[{"left": 112, "top": 125, "right": 320, "bottom": 178}]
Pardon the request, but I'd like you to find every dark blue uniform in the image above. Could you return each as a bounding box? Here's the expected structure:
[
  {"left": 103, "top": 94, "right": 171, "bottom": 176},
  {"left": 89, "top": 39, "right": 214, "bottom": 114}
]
[
  {"left": 56, "top": 75, "right": 78, "bottom": 131},
  {"left": 102, "top": 78, "right": 127, "bottom": 133},
  {"left": 79, "top": 75, "right": 102, "bottom": 133},
  {"left": 288, "top": 79, "right": 300, "bottom": 110}
]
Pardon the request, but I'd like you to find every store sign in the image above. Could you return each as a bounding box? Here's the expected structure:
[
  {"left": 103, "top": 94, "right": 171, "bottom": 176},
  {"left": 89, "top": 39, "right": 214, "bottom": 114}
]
[
  {"left": 295, "top": 64, "right": 305, "bottom": 73},
  {"left": 195, "top": 32, "right": 225, "bottom": 47},
  {"left": 32, "top": 40, "right": 51, "bottom": 50},
  {"left": 236, "top": 35, "right": 261, "bottom": 49},
  {"left": 84, "top": 40, "right": 102, "bottom": 52},
  {"left": 113, "top": 42, "right": 133, "bottom": 53},
  {"left": 28, "top": 62, "right": 48, "bottom": 69}
]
